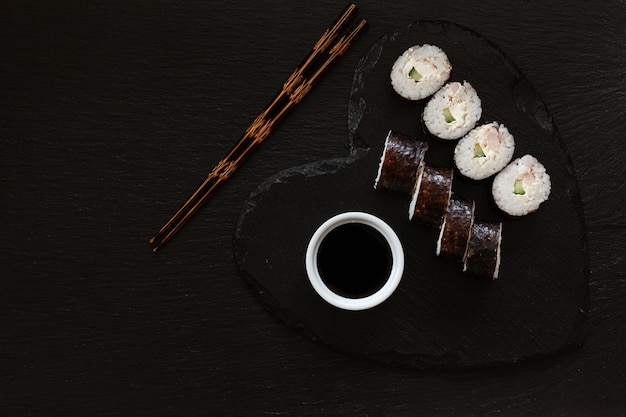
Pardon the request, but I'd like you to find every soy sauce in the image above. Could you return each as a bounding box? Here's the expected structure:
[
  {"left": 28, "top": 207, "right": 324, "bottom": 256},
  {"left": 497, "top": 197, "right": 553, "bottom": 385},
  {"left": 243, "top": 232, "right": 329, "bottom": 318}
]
[{"left": 316, "top": 223, "right": 393, "bottom": 298}]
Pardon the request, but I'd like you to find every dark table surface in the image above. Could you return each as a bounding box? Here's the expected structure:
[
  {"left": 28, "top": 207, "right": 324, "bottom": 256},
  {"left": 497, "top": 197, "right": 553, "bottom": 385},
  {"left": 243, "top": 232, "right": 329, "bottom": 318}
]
[{"left": 2, "top": 0, "right": 625, "bottom": 415}]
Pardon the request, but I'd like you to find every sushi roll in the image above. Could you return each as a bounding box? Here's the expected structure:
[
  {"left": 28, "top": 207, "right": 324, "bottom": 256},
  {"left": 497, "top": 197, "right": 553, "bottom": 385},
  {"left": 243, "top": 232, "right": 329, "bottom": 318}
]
[
  {"left": 390, "top": 44, "right": 452, "bottom": 101},
  {"left": 409, "top": 164, "right": 453, "bottom": 227},
  {"left": 492, "top": 155, "right": 551, "bottom": 216},
  {"left": 374, "top": 130, "right": 429, "bottom": 194},
  {"left": 464, "top": 220, "right": 503, "bottom": 280},
  {"left": 423, "top": 81, "right": 482, "bottom": 140},
  {"left": 374, "top": 131, "right": 428, "bottom": 193},
  {"left": 436, "top": 194, "right": 475, "bottom": 261},
  {"left": 453, "top": 122, "right": 515, "bottom": 180}
]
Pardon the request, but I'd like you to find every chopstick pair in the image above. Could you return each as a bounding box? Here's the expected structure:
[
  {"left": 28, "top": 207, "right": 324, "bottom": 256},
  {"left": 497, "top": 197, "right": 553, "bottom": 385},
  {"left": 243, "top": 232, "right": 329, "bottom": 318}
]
[{"left": 150, "top": 3, "right": 368, "bottom": 252}]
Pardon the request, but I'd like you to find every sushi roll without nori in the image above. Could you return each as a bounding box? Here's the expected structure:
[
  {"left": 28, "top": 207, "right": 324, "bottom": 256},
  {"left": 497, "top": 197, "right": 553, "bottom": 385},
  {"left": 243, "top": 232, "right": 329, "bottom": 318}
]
[
  {"left": 464, "top": 220, "right": 503, "bottom": 280},
  {"left": 453, "top": 122, "right": 515, "bottom": 180},
  {"left": 409, "top": 164, "right": 453, "bottom": 227},
  {"left": 374, "top": 130, "right": 429, "bottom": 194},
  {"left": 423, "top": 81, "right": 482, "bottom": 140},
  {"left": 492, "top": 155, "right": 551, "bottom": 216},
  {"left": 436, "top": 194, "right": 475, "bottom": 261},
  {"left": 390, "top": 44, "right": 452, "bottom": 101}
]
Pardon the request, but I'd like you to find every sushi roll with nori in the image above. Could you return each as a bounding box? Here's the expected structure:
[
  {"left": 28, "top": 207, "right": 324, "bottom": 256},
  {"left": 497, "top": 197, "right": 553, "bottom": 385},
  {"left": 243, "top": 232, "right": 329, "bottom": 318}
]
[
  {"left": 374, "top": 130, "right": 429, "bottom": 194},
  {"left": 492, "top": 155, "right": 551, "bottom": 216},
  {"left": 423, "top": 81, "right": 482, "bottom": 140},
  {"left": 390, "top": 44, "right": 452, "bottom": 101},
  {"left": 408, "top": 164, "right": 453, "bottom": 227},
  {"left": 453, "top": 122, "right": 515, "bottom": 180},
  {"left": 436, "top": 194, "right": 475, "bottom": 261},
  {"left": 464, "top": 220, "right": 503, "bottom": 280}
]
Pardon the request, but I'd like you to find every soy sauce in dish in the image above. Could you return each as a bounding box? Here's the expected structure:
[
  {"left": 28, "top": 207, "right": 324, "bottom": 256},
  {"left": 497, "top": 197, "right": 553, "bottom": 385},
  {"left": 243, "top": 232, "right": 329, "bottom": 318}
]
[{"left": 316, "top": 223, "right": 392, "bottom": 298}]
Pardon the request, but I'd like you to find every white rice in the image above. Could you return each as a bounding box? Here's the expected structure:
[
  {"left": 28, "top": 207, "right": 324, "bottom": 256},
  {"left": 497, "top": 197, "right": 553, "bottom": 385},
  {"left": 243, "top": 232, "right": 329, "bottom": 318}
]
[
  {"left": 373, "top": 132, "right": 392, "bottom": 190},
  {"left": 492, "top": 155, "right": 551, "bottom": 216},
  {"left": 493, "top": 227, "right": 502, "bottom": 279},
  {"left": 453, "top": 122, "right": 515, "bottom": 180},
  {"left": 390, "top": 44, "right": 452, "bottom": 101},
  {"left": 408, "top": 168, "right": 424, "bottom": 221},
  {"left": 423, "top": 81, "right": 482, "bottom": 140}
]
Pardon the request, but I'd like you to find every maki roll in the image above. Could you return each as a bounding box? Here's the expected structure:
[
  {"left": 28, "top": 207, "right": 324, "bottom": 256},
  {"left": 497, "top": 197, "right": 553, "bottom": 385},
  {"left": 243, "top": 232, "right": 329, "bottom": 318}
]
[
  {"left": 390, "top": 44, "right": 452, "bottom": 101},
  {"left": 374, "top": 130, "right": 429, "bottom": 194},
  {"left": 464, "top": 220, "right": 503, "bottom": 280},
  {"left": 409, "top": 164, "right": 453, "bottom": 227},
  {"left": 453, "top": 122, "right": 515, "bottom": 180},
  {"left": 492, "top": 155, "right": 551, "bottom": 216},
  {"left": 423, "top": 81, "right": 482, "bottom": 140},
  {"left": 436, "top": 194, "right": 475, "bottom": 261}
]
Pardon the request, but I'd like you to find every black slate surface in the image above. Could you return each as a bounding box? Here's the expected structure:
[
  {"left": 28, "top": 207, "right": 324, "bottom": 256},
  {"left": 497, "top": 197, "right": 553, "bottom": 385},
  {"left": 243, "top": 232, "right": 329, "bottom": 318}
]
[
  {"left": 234, "top": 21, "right": 588, "bottom": 369},
  {"left": 2, "top": 0, "right": 626, "bottom": 415}
]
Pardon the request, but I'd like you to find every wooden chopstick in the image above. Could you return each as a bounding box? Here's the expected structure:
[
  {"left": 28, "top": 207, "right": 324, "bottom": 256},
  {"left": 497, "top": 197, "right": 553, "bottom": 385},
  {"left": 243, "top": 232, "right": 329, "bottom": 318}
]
[{"left": 150, "top": 4, "right": 367, "bottom": 252}]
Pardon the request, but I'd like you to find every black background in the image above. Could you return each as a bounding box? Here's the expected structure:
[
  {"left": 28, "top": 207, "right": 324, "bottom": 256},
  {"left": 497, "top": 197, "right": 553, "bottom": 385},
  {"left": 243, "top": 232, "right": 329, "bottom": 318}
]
[{"left": 2, "top": 0, "right": 625, "bottom": 416}]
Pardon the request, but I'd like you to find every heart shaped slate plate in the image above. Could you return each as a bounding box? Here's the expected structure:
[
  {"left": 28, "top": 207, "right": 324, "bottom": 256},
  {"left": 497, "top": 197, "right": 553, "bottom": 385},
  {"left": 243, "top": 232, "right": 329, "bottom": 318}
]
[{"left": 234, "top": 21, "right": 589, "bottom": 369}]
